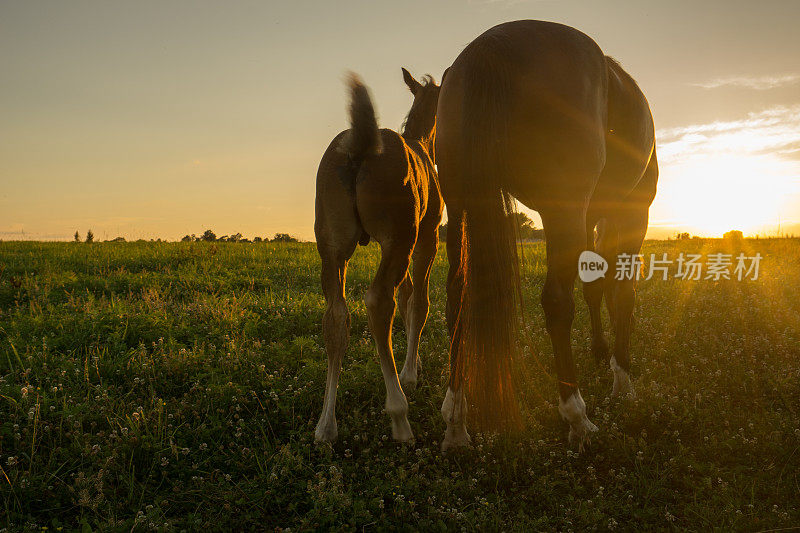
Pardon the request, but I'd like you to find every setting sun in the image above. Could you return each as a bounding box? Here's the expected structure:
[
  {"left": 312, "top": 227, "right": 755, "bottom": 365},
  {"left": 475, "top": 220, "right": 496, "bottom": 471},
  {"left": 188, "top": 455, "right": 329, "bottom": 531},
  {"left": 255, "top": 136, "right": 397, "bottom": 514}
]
[{"left": 655, "top": 152, "right": 799, "bottom": 236}]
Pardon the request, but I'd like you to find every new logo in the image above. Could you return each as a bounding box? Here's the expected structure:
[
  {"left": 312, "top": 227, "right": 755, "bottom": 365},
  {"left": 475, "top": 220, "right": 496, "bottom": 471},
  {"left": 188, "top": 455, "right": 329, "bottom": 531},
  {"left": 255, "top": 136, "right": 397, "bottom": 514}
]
[{"left": 578, "top": 250, "right": 608, "bottom": 282}]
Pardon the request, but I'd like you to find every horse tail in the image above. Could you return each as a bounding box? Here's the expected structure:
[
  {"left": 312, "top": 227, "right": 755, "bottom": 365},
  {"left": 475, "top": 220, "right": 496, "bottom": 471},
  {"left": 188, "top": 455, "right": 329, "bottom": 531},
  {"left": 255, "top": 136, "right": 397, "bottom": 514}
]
[
  {"left": 450, "top": 36, "right": 522, "bottom": 430},
  {"left": 343, "top": 72, "right": 382, "bottom": 162}
]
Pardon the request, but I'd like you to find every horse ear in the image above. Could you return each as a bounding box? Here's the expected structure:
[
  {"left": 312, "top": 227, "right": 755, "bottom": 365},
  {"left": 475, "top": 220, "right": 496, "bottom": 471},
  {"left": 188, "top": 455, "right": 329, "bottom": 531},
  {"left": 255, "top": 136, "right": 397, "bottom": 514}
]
[{"left": 402, "top": 67, "right": 421, "bottom": 95}]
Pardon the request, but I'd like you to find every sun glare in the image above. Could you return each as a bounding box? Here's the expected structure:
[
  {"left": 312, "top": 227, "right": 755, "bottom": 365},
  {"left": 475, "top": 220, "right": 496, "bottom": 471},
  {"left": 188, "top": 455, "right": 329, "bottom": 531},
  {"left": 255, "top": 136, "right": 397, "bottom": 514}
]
[{"left": 655, "top": 152, "right": 799, "bottom": 237}]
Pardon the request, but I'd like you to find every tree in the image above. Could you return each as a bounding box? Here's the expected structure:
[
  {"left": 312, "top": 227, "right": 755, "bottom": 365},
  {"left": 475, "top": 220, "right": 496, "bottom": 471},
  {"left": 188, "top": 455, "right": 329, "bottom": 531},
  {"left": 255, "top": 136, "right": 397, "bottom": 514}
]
[
  {"left": 272, "top": 233, "right": 298, "bottom": 243},
  {"left": 512, "top": 212, "right": 545, "bottom": 240},
  {"left": 228, "top": 232, "right": 243, "bottom": 243},
  {"left": 201, "top": 229, "right": 217, "bottom": 242},
  {"left": 181, "top": 235, "right": 193, "bottom": 242},
  {"left": 253, "top": 236, "right": 263, "bottom": 243},
  {"left": 723, "top": 230, "right": 743, "bottom": 242},
  {"left": 438, "top": 214, "right": 543, "bottom": 243},
  {"left": 85, "top": 229, "right": 94, "bottom": 243},
  {"left": 74, "top": 230, "right": 80, "bottom": 242}
]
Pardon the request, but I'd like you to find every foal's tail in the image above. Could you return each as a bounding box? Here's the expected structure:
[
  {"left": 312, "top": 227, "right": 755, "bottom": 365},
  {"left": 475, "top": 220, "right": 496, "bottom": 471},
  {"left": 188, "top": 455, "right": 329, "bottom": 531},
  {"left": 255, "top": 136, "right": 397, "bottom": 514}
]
[
  {"left": 449, "top": 35, "right": 522, "bottom": 430},
  {"left": 343, "top": 72, "right": 382, "bottom": 162}
]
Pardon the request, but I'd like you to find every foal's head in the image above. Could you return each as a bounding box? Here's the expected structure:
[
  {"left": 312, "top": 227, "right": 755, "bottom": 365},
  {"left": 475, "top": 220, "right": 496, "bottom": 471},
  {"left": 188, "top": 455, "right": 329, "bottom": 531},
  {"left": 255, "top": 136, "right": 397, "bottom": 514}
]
[{"left": 400, "top": 68, "right": 440, "bottom": 148}]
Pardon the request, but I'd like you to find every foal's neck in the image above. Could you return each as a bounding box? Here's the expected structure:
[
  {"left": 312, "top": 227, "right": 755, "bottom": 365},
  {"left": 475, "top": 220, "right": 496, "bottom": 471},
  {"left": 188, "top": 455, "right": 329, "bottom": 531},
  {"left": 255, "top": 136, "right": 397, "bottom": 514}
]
[{"left": 403, "top": 128, "right": 435, "bottom": 165}]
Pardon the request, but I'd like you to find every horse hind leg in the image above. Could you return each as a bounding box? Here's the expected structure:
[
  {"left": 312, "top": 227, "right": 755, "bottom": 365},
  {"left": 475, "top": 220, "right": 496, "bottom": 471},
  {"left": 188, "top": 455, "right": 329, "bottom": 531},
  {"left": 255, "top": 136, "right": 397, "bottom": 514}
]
[
  {"left": 582, "top": 218, "right": 611, "bottom": 365},
  {"left": 397, "top": 272, "right": 413, "bottom": 342},
  {"left": 365, "top": 241, "right": 414, "bottom": 442},
  {"left": 315, "top": 240, "right": 358, "bottom": 443},
  {"left": 607, "top": 208, "right": 648, "bottom": 398},
  {"left": 441, "top": 209, "right": 471, "bottom": 451},
  {"left": 399, "top": 221, "right": 439, "bottom": 393},
  {"left": 541, "top": 208, "right": 598, "bottom": 448}
]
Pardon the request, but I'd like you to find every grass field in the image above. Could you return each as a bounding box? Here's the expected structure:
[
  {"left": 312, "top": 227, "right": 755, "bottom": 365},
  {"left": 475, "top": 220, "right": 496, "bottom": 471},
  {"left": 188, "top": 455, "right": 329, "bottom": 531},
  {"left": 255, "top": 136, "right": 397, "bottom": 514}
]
[{"left": 1, "top": 239, "right": 799, "bottom": 531}]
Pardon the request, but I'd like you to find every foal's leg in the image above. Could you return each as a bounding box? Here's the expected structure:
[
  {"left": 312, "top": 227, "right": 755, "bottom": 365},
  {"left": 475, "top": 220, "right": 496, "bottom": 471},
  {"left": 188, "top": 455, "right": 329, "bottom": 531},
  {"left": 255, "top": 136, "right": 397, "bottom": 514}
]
[
  {"left": 315, "top": 245, "right": 356, "bottom": 442},
  {"left": 399, "top": 220, "right": 439, "bottom": 393},
  {"left": 607, "top": 208, "right": 648, "bottom": 398},
  {"left": 541, "top": 209, "right": 598, "bottom": 447},
  {"left": 397, "top": 273, "right": 413, "bottom": 332},
  {"left": 441, "top": 212, "right": 471, "bottom": 450},
  {"left": 365, "top": 242, "right": 414, "bottom": 441}
]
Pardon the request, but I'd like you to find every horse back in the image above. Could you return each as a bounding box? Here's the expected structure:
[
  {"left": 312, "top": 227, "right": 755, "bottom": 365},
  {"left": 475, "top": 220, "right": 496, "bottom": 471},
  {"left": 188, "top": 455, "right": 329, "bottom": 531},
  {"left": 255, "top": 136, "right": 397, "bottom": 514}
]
[{"left": 354, "top": 129, "right": 439, "bottom": 238}]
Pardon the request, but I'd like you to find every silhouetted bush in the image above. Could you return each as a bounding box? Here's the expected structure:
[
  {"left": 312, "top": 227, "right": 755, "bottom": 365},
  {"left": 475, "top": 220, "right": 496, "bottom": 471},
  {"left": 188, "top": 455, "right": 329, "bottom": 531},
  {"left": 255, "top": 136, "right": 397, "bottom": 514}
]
[
  {"left": 85, "top": 230, "right": 94, "bottom": 244},
  {"left": 272, "top": 233, "right": 298, "bottom": 243},
  {"left": 201, "top": 230, "right": 217, "bottom": 242},
  {"left": 723, "top": 230, "right": 743, "bottom": 242},
  {"left": 512, "top": 212, "right": 545, "bottom": 240}
]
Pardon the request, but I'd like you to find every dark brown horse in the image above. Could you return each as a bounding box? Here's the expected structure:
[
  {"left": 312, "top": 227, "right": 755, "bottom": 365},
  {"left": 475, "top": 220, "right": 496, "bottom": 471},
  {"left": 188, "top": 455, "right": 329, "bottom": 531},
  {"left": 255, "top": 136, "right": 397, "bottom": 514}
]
[
  {"left": 436, "top": 21, "right": 658, "bottom": 449},
  {"left": 314, "top": 70, "right": 442, "bottom": 443}
]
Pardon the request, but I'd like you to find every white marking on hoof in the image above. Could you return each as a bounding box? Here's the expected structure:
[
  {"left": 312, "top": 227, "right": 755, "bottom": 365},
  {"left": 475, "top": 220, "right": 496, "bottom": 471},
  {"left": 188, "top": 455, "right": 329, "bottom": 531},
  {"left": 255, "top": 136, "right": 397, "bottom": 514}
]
[
  {"left": 610, "top": 356, "right": 634, "bottom": 398},
  {"left": 558, "top": 389, "right": 598, "bottom": 451},
  {"left": 314, "top": 416, "right": 338, "bottom": 443},
  {"left": 441, "top": 387, "right": 471, "bottom": 451},
  {"left": 441, "top": 428, "right": 472, "bottom": 451}
]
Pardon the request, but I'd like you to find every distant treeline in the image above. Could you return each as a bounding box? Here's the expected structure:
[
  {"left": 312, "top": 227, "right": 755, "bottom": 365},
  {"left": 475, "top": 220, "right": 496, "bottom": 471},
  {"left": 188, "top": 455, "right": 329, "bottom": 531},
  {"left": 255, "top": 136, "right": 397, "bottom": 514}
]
[
  {"left": 68, "top": 226, "right": 789, "bottom": 244},
  {"left": 180, "top": 230, "right": 299, "bottom": 243},
  {"left": 72, "top": 229, "right": 300, "bottom": 243}
]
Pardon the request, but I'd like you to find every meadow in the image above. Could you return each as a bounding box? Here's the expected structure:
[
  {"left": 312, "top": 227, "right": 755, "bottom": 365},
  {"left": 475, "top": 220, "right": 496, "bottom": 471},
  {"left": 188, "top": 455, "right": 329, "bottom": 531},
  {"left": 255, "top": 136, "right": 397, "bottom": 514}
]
[{"left": 1, "top": 239, "right": 799, "bottom": 531}]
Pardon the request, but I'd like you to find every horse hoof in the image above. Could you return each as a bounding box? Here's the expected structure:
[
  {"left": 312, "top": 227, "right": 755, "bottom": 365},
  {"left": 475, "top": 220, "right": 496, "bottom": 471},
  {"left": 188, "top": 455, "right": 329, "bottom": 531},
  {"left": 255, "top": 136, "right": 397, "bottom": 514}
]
[
  {"left": 399, "top": 374, "right": 417, "bottom": 394},
  {"left": 568, "top": 418, "right": 599, "bottom": 451},
  {"left": 559, "top": 389, "right": 598, "bottom": 451},
  {"left": 610, "top": 357, "right": 635, "bottom": 398},
  {"left": 441, "top": 429, "right": 471, "bottom": 452},
  {"left": 391, "top": 418, "right": 414, "bottom": 443},
  {"left": 314, "top": 421, "right": 338, "bottom": 443}
]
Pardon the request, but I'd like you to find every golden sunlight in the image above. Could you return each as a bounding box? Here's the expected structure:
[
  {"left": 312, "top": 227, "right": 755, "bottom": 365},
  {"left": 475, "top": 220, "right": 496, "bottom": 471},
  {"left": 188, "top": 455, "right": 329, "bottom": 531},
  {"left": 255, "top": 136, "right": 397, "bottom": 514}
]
[{"left": 656, "top": 152, "right": 799, "bottom": 236}]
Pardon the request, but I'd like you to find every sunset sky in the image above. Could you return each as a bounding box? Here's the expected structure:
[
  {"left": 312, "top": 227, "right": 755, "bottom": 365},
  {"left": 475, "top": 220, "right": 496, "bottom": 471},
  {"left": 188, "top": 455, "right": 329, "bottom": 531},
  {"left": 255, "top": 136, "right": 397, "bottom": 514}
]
[{"left": 2, "top": 0, "right": 800, "bottom": 241}]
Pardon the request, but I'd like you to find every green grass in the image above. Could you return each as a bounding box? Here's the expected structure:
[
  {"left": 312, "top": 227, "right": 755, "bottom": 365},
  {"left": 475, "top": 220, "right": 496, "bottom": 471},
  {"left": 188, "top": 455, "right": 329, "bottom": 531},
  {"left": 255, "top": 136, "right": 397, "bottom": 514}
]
[{"left": 1, "top": 239, "right": 799, "bottom": 531}]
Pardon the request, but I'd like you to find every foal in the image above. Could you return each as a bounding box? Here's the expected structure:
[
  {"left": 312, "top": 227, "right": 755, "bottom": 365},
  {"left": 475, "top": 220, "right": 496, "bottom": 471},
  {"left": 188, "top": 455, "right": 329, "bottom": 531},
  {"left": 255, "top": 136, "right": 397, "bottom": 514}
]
[{"left": 314, "top": 69, "right": 442, "bottom": 443}]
